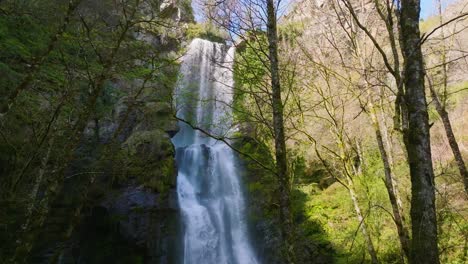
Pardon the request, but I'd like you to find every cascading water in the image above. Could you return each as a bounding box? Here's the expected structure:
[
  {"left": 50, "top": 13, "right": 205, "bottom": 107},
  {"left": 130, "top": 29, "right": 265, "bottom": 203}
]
[{"left": 172, "top": 38, "right": 259, "bottom": 264}]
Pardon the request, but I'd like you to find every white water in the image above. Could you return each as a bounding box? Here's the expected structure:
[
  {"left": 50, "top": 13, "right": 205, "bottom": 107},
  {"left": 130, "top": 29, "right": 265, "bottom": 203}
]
[{"left": 172, "top": 38, "right": 259, "bottom": 264}]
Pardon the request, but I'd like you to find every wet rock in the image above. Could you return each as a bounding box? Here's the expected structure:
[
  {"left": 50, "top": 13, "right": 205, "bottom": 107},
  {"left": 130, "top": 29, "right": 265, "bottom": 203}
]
[{"left": 100, "top": 185, "right": 179, "bottom": 264}]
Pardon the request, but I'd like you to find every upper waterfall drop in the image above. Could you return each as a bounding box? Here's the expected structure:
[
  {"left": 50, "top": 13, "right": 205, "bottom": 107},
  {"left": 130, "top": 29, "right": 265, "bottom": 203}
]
[{"left": 172, "top": 38, "right": 259, "bottom": 264}]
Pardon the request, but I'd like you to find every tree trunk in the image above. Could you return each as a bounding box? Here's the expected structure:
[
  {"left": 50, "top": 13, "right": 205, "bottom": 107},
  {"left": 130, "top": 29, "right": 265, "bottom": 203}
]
[
  {"left": 399, "top": 0, "right": 440, "bottom": 263},
  {"left": 368, "top": 102, "right": 410, "bottom": 262},
  {"left": 315, "top": 136, "right": 379, "bottom": 264},
  {"left": 429, "top": 84, "right": 468, "bottom": 194},
  {"left": 426, "top": 13, "right": 468, "bottom": 194},
  {"left": 11, "top": 137, "right": 55, "bottom": 261},
  {"left": 346, "top": 177, "right": 379, "bottom": 264},
  {"left": 10, "top": 10, "right": 134, "bottom": 262},
  {"left": 266, "top": 0, "right": 294, "bottom": 262},
  {"left": 338, "top": 132, "right": 379, "bottom": 264}
]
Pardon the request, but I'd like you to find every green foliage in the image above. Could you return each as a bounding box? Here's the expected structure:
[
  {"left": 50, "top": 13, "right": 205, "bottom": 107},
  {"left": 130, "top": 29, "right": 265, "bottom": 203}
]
[
  {"left": 298, "top": 150, "right": 401, "bottom": 263},
  {"left": 278, "top": 21, "right": 303, "bottom": 43},
  {"left": 186, "top": 22, "right": 228, "bottom": 43},
  {"left": 420, "top": 15, "right": 441, "bottom": 33},
  {"left": 446, "top": 80, "right": 468, "bottom": 109},
  {"left": 118, "top": 130, "right": 175, "bottom": 193},
  {"left": 233, "top": 33, "right": 272, "bottom": 143},
  {"left": 233, "top": 134, "right": 335, "bottom": 262},
  {"left": 233, "top": 31, "right": 336, "bottom": 261},
  {"left": 433, "top": 163, "right": 468, "bottom": 263},
  {"left": 0, "top": 0, "right": 183, "bottom": 261},
  {"left": 234, "top": 33, "right": 269, "bottom": 89},
  {"left": 180, "top": 0, "right": 195, "bottom": 22},
  {"left": 234, "top": 136, "right": 276, "bottom": 217}
]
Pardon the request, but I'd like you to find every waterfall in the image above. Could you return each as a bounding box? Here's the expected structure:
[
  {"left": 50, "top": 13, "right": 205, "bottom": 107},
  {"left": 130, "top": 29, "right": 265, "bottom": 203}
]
[{"left": 172, "top": 38, "right": 259, "bottom": 264}]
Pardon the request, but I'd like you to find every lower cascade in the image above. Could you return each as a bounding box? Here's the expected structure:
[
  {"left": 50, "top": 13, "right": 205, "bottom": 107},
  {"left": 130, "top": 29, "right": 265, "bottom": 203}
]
[{"left": 172, "top": 38, "right": 259, "bottom": 264}]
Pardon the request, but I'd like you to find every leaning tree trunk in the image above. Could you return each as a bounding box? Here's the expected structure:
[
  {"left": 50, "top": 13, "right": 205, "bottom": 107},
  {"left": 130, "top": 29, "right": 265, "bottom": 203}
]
[
  {"left": 346, "top": 175, "right": 379, "bottom": 264},
  {"left": 266, "top": 0, "right": 295, "bottom": 262},
  {"left": 339, "top": 133, "right": 379, "bottom": 264},
  {"left": 399, "top": 0, "right": 440, "bottom": 263},
  {"left": 428, "top": 68, "right": 468, "bottom": 196},
  {"left": 368, "top": 102, "right": 410, "bottom": 262}
]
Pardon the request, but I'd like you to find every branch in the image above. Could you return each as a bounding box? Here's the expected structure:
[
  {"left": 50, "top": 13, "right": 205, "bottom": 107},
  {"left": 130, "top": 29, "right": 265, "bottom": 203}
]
[
  {"left": 420, "top": 12, "right": 468, "bottom": 46},
  {"left": 341, "top": 0, "right": 397, "bottom": 78},
  {"left": 174, "top": 116, "right": 277, "bottom": 175}
]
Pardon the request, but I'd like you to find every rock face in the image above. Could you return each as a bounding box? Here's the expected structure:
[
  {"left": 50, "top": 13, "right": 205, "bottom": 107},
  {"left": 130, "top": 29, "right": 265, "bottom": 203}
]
[
  {"left": 100, "top": 185, "right": 179, "bottom": 264},
  {"left": 28, "top": 1, "right": 191, "bottom": 263},
  {"left": 34, "top": 185, "right": 178, "bottom": 264}
]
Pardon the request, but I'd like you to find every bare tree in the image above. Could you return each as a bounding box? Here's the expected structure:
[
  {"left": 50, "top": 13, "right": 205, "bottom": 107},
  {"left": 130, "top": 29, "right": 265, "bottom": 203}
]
[
  {"left": 266, "top": 0, "right": 296, "bottom": 262},
  {"left": 399, "top": 0, "right": 440, "bottom": 262},
  {"left": 425, "top": 0, "right": 468, "bottom": 195},
  {"left": 196, "top": 0, "right": 298, "bottom": 261},
  {"left": 334, "top": 0, "right": 442, "bottom": 262}
]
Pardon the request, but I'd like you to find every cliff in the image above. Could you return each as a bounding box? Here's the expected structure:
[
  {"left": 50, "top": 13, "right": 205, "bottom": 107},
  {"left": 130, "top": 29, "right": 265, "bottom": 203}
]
[{"left": 16, "top": 1, "right": 192, "bottom": 263}]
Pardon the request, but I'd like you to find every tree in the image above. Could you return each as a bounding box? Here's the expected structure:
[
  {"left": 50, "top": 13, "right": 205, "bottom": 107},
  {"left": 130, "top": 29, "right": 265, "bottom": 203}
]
[
  {"left": 0, "top": 0, "right": 82, "bottom": 116},
  {"left": 337, "top": 0, "right": 442, "bottom": 261},
  {"left": 399, "top": 0, "right": 440, "bottom": 262},
  {"left": 266, "top": 0, "right": 295, "bottom": 262},
  {"left": 0, "top": 0, "right": 178, "bottom": 261},
  {"left": 424, "top": 0, "right": 468, "bottom": 195},
  {"left": 286, "top": 1, "right": 410, "bottom": 261},
  {"left": 326, "top": 2, "right": 412, "bottom": 260},
  {"left": 197, "top": 0, "right": 297, "bottom": 261}
]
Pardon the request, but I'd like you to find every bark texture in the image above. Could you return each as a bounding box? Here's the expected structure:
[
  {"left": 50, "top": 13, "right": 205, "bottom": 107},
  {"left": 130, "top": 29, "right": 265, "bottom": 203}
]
[
  {"left": 266, "top": 0, "right": 295, "bottom": 262},
  {"left": 399, "top": 0, "right": 440, "bottom": 263}
]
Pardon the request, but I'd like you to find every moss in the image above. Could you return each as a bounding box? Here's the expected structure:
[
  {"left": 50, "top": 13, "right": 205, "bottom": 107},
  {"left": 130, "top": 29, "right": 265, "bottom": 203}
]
[
  {"left": 446, "top": 80, "right": 468, "bottom": 107},
  {"left": 125, "top": 130, "right": 173, "bottom": 154},
  {"left": 185, "top": 23, "right": 228, "bottom": 43},
  {"left": 233, "top": 136, "right": 276, "bottom": 216},
  {"left": 119, "top": 130, "right": 176, "bottom": 193},
  {"left": 139, "top": 102, "right": 174, "bottom": 131}
]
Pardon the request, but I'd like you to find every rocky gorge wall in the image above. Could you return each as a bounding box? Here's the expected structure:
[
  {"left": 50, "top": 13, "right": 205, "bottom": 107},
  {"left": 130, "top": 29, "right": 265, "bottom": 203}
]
[{"left": 27, "top": 1, "right": 192, "bottom": 263}]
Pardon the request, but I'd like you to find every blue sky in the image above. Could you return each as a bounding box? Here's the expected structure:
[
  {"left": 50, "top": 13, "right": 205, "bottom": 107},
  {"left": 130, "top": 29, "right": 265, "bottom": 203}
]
[
  {"left": 419, "top": 0, "right": 456, "bottom": 18},
  {"left": 278, "top": 0, "right": 444, "bottom": 19},
  {"left": 193, "top": 0, "right": 454, "bottom": 22},
  {"left": 421, "top": 0, "right": 437, "bottom": 18}
]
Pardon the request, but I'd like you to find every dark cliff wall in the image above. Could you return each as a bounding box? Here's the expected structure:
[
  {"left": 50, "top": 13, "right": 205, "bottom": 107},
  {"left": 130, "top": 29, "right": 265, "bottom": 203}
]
[{"left": 26, "top": 2, "right": 192, "bottom": 263}]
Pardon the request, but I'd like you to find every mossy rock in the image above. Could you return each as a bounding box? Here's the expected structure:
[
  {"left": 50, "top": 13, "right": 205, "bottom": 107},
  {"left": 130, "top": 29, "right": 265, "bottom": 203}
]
[
  {"left": 137, "top": 102, "right": 178, "bottom": 136},
  {"left": 120, "top": 130, "right": 176, "bottom": 192},
  {"left": 125, "top": 130, "right": 173, "bottom": 155}
]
